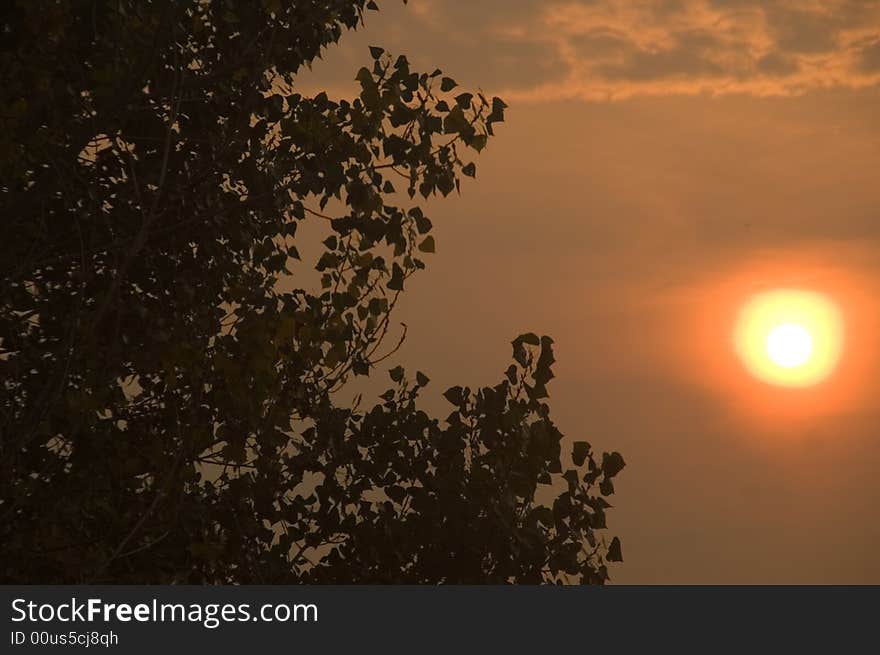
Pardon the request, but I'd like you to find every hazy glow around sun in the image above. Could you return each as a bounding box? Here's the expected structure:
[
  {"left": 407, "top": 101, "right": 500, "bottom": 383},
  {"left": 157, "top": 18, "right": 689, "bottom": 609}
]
[{"left": 734, "top": 289, "right": 843, "bottom": 387}]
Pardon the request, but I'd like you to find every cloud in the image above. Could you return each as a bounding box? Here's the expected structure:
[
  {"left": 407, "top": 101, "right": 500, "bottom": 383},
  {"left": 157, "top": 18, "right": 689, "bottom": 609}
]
[
  {"left": 295, "top": 1, "right": 570, "bottom": 98},
  {"left": 297, "top": 1, "right": 880, "bottom": 103},
  {"left": 479, "top": 0, "right": 880, "bottom": 102},
  {"left": 859, "top": 39, "right": 880, "bottom": 71}
]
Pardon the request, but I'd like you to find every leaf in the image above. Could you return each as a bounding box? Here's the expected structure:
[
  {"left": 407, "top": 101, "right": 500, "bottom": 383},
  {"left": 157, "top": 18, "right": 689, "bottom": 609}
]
[
  {"left": 386, "top": 485, "right": 405, "bottom": 504},
  {"left": 602, "top": 451, "right": 626, "bottom": 478},
  {"left": 369, "top": 46, "right": 384, "bottom": 59},
  {"left": 413, "top": 213, "right": 432, "bottom": 234},
  {"left": 489, "top": 96, "right": 508, "bottom": 123},
  {"left": 461, "top": 162, "right": 476, "bottom": 178},
  {"left": 387, "top": 262, "right": 404, "bottom": 290},
  {"left": 607, "top": 537, "right": 623, "bottom": 562},
  {"left": 418, "top": 236, "right": 435, "bottom": 253},
  {"left": 440, "top": 76, "right": 457, "bottom": 92},
  {"left": 355, "top": 67, "right": 372, "bottom": 86},
  {"left": 470, "top": 134, "right": 488, "bottom": 152},
  {"left": 533, "top": 506, "right": 554, "bottom": 527},
  {"left": 416, "top": 371, "right": 430, "bottom": 387},
  {"left": 572, "top": 441, "right": 591, "bottom": 467},
  {"left": 389, "top": 365, "right": 404, "bottom": 382},
  {"left": 443, "top": 386, "right": 464, "bottom": 405},
  {"left": 443, "top": 105, "right": 469, "bottom": 135}
]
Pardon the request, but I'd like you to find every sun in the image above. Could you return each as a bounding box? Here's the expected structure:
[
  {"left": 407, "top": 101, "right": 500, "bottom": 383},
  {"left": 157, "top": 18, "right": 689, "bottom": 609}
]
[
  {"left": 733, "top": 289, "right": 844, "bottom": 388},
  {"left": 766, "top": 323, "right": 813, "bottom": 368}
]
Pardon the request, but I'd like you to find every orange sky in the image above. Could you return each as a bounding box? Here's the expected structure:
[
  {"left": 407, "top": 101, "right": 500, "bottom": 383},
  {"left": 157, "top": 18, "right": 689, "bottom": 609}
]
[{"left": 304, "top": 1, "right": 880, "bottom": 583}]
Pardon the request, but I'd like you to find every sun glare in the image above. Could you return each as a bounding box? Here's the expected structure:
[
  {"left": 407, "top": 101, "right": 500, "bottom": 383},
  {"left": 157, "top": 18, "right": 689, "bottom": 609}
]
[
  {"left": 765, "top": 323, "right": 813, "bottom": 368},
  {"left": 734, "top": 289, "right": 844, "bottom": 388}
]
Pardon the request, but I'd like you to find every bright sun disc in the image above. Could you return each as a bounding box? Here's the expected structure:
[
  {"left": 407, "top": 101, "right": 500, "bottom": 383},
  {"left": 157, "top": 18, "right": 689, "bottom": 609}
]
[
  {"left": 734, "top": 289, "right": 844, "bottom": 387},
  {"left": 766, "top": 323, "right": 813, "bottom": 368}
]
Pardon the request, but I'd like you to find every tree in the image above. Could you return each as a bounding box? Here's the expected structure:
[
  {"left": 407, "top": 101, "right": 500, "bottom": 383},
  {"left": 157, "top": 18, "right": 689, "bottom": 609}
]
[{"left": 0, "top": 0, "right": 624, "bottom": 583}]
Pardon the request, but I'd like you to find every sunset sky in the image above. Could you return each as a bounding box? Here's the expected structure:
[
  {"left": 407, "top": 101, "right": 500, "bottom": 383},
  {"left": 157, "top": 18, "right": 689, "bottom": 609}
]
[{"left": 303, "top": 0, "right": 880, "bottom": 583}]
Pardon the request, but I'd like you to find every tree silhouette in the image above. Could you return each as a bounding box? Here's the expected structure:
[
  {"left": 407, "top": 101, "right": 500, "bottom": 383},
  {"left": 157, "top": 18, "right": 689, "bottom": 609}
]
[{"left": 0, "top": 0, "right": 624, "bottom": 583}]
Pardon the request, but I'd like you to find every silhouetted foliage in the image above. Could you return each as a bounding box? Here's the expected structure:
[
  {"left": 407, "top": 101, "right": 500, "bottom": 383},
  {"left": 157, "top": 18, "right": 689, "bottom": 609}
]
[{"left": 0, "top": 0, "right": 624, "bottom": 583}]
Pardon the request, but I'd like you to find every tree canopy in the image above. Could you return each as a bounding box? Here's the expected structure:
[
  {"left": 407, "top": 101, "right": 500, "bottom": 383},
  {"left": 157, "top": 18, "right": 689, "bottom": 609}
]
[{"left": 0, "top": 0, "right": 624, "bottom": 583}]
